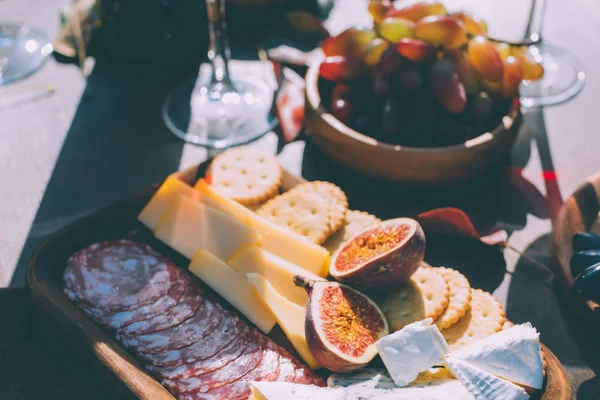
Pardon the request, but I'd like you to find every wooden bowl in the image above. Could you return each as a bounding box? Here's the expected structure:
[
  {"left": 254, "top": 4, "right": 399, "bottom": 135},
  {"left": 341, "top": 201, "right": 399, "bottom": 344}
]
[
  {"left": 552, "top": 171, "right": 600, "bottom": 328},
  {"left": 304, "top": 62, "right": 523, "bottom": 185}
]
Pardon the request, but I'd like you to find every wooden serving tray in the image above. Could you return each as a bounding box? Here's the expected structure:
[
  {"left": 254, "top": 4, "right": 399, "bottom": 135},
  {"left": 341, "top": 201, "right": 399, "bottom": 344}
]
[
  {"left": 553, "top": 171, "right": 600, "bottom": 328},
  {"left": 27, "top": 161, "right": 570, "bottom": 400}
]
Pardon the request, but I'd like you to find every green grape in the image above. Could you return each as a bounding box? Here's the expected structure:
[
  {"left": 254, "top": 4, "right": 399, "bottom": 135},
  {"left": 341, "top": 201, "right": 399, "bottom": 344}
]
[
  {"left": 378, "top": 17, "right": 416, "bottom": 43},
  {"left": 368, "top": 0, "right": 393, "bottom": 24},
  {"left": 429, "top": 59, "right": 467, "bottom": 113},
  {"left": 512, "top": 47, "right": 544, "bottom": 81},
  {"left": 467, "top": 36, "right": 503, "bottom": 82},
  {"left": 396, "top": 38, "right": 436, "bottom": 63},
  {"left": 495, "top": 43, "right": 511, "bottom": 61},
  {"left": 500, "top": 56, "right": 523, "bottom": 98},
  {"left": 385, "top": 1, "right": 447, "bottom": 22},
  {"left": 321, "top": 27, "right": 377, "bottom": 58},
  {"left": 363, "top": 38, "right": 390, "bottom": 66},
  {"left": 450, "top": 12, "right": 488, "bottom": 35},
  {"left": 415, "top": 15, "right": 468, "bottom": 50}
]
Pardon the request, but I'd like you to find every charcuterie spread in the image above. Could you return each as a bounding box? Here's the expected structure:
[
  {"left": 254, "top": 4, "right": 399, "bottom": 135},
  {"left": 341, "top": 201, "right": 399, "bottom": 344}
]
[{"left": 63, "top": 146, "right": 548, "bottom": 399}]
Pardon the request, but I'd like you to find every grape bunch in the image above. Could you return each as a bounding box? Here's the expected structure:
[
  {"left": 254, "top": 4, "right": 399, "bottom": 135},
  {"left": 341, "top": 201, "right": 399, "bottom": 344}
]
[{"left": 319, "top": 0, "right": 544, "bottom": 147}]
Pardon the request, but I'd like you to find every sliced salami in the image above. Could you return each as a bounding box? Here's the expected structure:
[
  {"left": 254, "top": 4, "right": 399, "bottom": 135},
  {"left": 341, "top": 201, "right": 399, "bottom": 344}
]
[
  {"left": 202, "top": 343, "right": 282, "bottom": 400},
  {"left": 63, "top": 241, "right": 176, "bottom": 313},
  {"left": 142, "top": 311, "right": 248, "bottom": 371},
  {"left": 274, "top": 357, "right": 297, "bottom": 382},
  {"left": 119, "top": 283, "right": 204, "bottom": 337},
  {"left": 163, "top": 331, "right": 264, "bottom": 396},
  {"left": 120, "top": 298, "right": 222, "bottom": 354}
]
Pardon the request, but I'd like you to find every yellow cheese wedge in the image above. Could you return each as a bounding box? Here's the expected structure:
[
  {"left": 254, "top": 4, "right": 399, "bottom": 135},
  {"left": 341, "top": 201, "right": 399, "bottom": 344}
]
[
  {"left": 189, "top": 250, "right": 276, "bottom": 334},
  {"left": 247, "top": 395, "right": 257, "bottom": 400},
  {"left": 247, "top": 273, "right": 320, "bottom": 369},
  {"left": 195, "top": 179, "right": 330, "bottom": 277},
  {"left": 138, "top": 175, "right": 200, "bottom": 230},
  {"left": 228, "top": 245, "right": 322, "bottom": 306},
  {"left": 154, "top": 194, "right": 260, "bottom": 260}
]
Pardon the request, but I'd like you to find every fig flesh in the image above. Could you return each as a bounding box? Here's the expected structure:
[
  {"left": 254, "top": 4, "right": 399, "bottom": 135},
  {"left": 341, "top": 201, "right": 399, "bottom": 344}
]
[
  {"left": 294, "top": 276, "right": 389, "bottom": 373},
  {"left": 330, "top": 218, "right": 425, "bottom": 292}
]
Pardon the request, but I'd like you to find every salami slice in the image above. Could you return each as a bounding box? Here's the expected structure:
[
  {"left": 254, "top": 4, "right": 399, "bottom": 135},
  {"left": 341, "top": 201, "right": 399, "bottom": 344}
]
[
  {"left": 119, "top": 283, "right": 204, "bottom": 337},
  {"left": 142, "top": 311, "right": 247, "bottom": 371},
  {"left": 120, "top": 299, "right": 222, "bottom": 354},
  {"left": 274, "top": 357, "right": 297, "bottom": 382},
  {"left": 202, "top": 343, "right": 281, "bottom": 400},
  {"left": 63, "top": 241, "right": 176, "bottom": 313},
  {"left": 163, "top": 331, "right": 264, "bottom": 396}
]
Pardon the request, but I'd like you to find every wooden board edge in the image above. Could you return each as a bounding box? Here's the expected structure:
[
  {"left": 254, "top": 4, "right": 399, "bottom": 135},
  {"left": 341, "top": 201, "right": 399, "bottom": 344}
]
[{"left": 541, "top": 344, "right": 571, "bottom": 400}]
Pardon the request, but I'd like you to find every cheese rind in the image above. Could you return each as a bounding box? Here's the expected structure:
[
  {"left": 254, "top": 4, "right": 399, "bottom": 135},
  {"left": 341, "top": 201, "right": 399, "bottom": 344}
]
[
  {"left": 445, "top": 356, "right": 529, "bottom": 400},
  {"left": 138, "top": 176, "right": 200, "bottom": 230},
  {"left": 250, "top": 382, "right": 345, "bottom": 400},
  {"left": 154, "top": 194, "right": 259, "bottom": 260},
  {"left": 188, "top": 250, "right": 276, "bottom": 334},
  {"left": 195, "top": 179, "right": 330, "bottom": 277},
  {"left": 246, "top": 273, "right": 320, "bottom": 369},
  {"left": 449, "top": 322, "right": 543, "bottom": 390},
  {"left": 376, "top": 318, "right": 450, "bottom": 387},
  {"left": 228, "top": 245, "right": 321, "bottom": 306}
]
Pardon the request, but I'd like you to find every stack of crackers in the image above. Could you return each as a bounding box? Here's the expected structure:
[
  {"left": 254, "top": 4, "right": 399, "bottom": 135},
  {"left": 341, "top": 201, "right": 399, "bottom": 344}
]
[{"left": 207, "top": 147, "right": 545, "bottom": 373}]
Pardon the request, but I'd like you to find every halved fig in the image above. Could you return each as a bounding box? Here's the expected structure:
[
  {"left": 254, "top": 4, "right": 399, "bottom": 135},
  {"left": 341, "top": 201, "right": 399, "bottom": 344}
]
[
  {"left": 294, "top": 276, "right": 389, "bottom": 373},
  {"left": 330, "top": 218, "right": 425, "bottom": 292}
]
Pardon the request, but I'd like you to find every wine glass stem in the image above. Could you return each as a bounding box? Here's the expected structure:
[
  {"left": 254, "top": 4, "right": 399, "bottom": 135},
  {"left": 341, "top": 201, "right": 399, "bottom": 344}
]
[
  {"left": 524, "top": 0, "right": 547, "bottom": 42},
  {"left": 205, "top": 0, "right": 233, "bottom": 87}
]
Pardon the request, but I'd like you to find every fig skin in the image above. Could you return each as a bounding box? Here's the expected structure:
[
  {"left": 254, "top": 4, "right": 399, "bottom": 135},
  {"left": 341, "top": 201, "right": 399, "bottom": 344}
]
[
  {"left": 330, "top": 218, "right": 426, "bottom": 293},
  {"left": 295, "top": 277, "right": 389, "bottom": 373}
]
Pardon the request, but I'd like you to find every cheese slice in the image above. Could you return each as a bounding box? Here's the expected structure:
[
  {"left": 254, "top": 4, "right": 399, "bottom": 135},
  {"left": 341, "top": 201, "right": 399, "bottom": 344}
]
[
  {"left": 138, "top": 175, "right": 200, "bottom": 230},
  {"left": 246, "top": 273, "right": 320, "bottom": 369},
  {"left": 189, "top": 250, "right": 276, "bottom": 334},
  {"left": 250, "top": 382, "right": 345, "bottom": 400},
  {"left": 154, "top": 194, "right": 259, "bottom": 260},
  {"left": 376, "top": 318, "right": 450, "bottom": 387},
  {"left": 228, "top": 245, "right": 322, "bottom": 306},
  {"left": 449, "top": 322, "right": 543, "bottom": 390},
  {"left": 195, "top": 179, "right": 330, "bottom": 277},
  {"left": 445, "top": 356, "right": 529, "bottom": 400}
]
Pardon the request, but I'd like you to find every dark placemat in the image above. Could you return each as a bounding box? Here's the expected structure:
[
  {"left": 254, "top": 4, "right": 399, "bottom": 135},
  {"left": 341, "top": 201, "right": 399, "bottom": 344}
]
[{"left": 0, "top": 288, "right": 116, "bottom": 400}]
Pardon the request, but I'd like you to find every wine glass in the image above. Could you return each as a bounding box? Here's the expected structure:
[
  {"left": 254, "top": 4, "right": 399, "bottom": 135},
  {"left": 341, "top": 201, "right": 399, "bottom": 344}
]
[
  {"left": 518, "top": 0, "right": 585, "bottom": 107},
  {"left": 162, "top": 0, "right": 277, "bottom": 149},
  {"left": 0, "top": 22, "right": 53, "bottom": 86}
]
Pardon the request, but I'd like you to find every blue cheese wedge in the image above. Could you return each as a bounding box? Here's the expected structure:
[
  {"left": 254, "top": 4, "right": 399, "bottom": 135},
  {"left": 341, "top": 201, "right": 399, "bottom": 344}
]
[
  {"left": 445, "top": 356, "right": 530, "bottom": 400},
  {"left": 449, "top": 322, "right": 543, "bottom": 390},
  {"left": 376, "top": 318, "right": 450, "bottom": 387}
]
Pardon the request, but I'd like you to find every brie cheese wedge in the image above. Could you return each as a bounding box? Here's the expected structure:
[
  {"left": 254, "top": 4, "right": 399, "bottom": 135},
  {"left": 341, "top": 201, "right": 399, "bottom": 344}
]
[
  {"left": 445, "top": 356, "right": 530, "bottom": 400},
  {"left": 449, "top": 322, "right": 543, "bottom": 390},
  {"left": 250, "top": 382, "right": 345, "bottom": 400},
  {"left": 376, "top": 318, "right": 450, "bottom": 387}
]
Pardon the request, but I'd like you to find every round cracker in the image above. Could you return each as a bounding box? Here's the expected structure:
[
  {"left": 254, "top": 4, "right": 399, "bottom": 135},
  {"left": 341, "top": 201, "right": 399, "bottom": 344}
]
[
  {"left": 442, "top": 289, "right": 505, "bottom": 350},
  {"left": 208, "top": 147, "right": 282, "bottom": 206},
  {"left": 433, "top": 267, "right": 472, "bottom": 330},
  {"left": 324, "top": 210, "right": 381, "bottom": 255},
  {"left": 257, "top": 181, "right": 348, "bottom": 244},
  {"left": 377, "top": 267, "right": 450, "bottom": 332}
]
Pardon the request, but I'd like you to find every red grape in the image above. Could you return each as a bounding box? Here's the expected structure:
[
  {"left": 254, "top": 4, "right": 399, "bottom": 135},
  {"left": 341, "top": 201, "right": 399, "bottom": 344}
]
[
  {"left": 378, "top": 17, "right": 415, "bottom": 43},
  {"left": 450, "top": 12, "right": 488, "bottom": 35},
  {"left": 396, "top": 38, "right": 436, "bottom": 63},
  {"left": 398, "top": 64, "right": 423, "bottom": 90},
  {"left": 471, "top": 91, "right": 493, "bottom": 124},
  {"left": 512, "top": 47, "right": 544, "bottom": 81},
  {"left": 415, "top": 15, "right": 468, "bottom": 50},
  {"left": 381, "top": 97, "right": 400, "bottom": 137},
  {"left": 467, "top": 36, "right": 503, "bottom": 82},
  {"left": 385, "top": 1, "right": 447, "bottom": 22},
  {"left": 429, "top": 59, "right": 467, "bottom": 113},
  {"left": 500, "top": 56, "right": 523, "bottom": 98},
  {"left": 322, "top": 27, "right": 377, "bottom": 58},
  {"left": 320, "top": 56, "right": 363, "bottom": 81},
  {"left": 363, "top": 38, "right": 390, "bottom": 66},
  {"left": 447, "top": 50, "right": 480, "bottom": 95},
  {"left": 373, "top": 72, "right": 391, "bottom": 95},
  {"left": 331, "top": 98, "right": 353, "bottom": 122},
  {"left": 377, "top": 47, "right": 405, "bottom": 75},
  {"left": 368, "top": 0, "right": 394, "bottom": 23}
]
